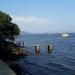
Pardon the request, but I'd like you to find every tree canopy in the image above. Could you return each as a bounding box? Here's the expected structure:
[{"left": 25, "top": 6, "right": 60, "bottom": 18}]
[{"left": 0, "top": 11, "right": 20, "bottom": 41}]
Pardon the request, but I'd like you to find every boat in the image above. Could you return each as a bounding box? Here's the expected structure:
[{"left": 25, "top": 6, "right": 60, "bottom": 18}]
[{"left": 62, "top": 33, "right": 69, "bottom": 38}]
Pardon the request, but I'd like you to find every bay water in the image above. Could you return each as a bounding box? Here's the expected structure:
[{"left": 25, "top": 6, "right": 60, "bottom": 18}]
[{"left": 16, "top": 33, "right": 75, "bottom": 75}]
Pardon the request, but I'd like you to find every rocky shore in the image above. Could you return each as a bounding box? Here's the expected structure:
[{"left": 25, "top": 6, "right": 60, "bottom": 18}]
[{"left": 0, "top": 40, "right": 27, "bottom": 75}]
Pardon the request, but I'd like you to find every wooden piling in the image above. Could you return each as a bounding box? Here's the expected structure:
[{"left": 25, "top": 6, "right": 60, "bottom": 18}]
[
  {"left": 47, "top": 44, "right": 52, "bottom": 51},
  {"left": 35, "top": 45, "right": 40, "bottom": 53},
  {"left": 22, "top": 41, "right": 24, "bottom": 47}
]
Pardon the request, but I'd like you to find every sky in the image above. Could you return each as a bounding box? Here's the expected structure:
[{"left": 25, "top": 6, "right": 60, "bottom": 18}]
[{"left": 0, "top": 0, "right": 75, "bottom": 33}]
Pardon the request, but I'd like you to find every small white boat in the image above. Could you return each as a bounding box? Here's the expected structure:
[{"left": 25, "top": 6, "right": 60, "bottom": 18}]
[{"left": 62, "top": 33, "right": 69, "bottom": 38}]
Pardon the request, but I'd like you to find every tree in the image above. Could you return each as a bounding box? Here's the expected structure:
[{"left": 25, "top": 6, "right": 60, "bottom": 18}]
[{"left": 0, "top": 11, "right": 20, "bottom": 41}]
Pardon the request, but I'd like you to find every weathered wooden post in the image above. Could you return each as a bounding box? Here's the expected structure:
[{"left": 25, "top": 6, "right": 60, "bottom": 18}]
[
  {"left": 18, "top": 41, "right": 21, "bottom": 51},
  {"left": 35, "top": 45, "right": 40, "bottom": 53},
  {"left": 22, "top": 41, "right": 24, "bottom": 47},
  {"left": 47, "top": 44, "right": 53, "bottom": 53}
]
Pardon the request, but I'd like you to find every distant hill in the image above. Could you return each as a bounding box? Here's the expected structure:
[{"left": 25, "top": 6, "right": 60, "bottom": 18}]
[
  {"left": 20, "top": 31, "right": 75, "bottom": 35},
  {"left": 20, "top": 31, "right": 30, "bottom": 35}
]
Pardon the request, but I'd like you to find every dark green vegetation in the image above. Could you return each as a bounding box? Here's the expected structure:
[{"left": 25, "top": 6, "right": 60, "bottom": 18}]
[
  {"left": 0, "top": 11, "right": 25, "bottom": 75},
  {"left": 0, "top": 11, "right": 25, "bottom": 60},
  {"left": 0, "top": 11, "right": 20, "bottom": 41}
]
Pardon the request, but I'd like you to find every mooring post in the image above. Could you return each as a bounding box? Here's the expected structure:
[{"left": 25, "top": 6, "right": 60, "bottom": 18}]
[
  {"left": 22, "top": 41, "right": 24, "bottom": 47},
  {"left": 47, "top": 44, "right": 52, "bottom": 51},
  {"left": 35, "top": 45, "right": 40, "bottom": 53},
  {"left": 18, "top": 41, "right": 21, "bottom": 51}
]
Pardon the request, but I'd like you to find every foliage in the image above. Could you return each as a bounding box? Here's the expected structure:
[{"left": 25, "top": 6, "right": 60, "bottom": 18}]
[{"left": 0, "top": 11, "right": 20, "bottom": 41}]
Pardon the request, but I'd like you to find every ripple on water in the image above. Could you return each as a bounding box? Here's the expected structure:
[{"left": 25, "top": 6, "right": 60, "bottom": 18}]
[{"left": 17, "top": 34, "right": 75, "bottom": 75}]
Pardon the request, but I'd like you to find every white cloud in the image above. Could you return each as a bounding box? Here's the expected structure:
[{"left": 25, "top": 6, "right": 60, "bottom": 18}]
[
  {"left": 12, "top": 16, "right": 50, "bottom": 25},
  {"left": 12, "top": 16, "right": 64, "bottom": 33}
]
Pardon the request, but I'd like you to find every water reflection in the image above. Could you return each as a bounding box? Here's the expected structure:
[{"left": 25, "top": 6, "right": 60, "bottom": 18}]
[
  {"left": 47, "top": 49, "right": 53, "bottom": 54},
  {"left": 35, "top": 49, "right": 53, "bottom": 55}
]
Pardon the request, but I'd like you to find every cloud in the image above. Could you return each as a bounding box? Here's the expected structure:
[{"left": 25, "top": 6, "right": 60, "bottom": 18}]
[
  {"left": 12, "top": 16, "right": 50, "bottom": 25},
  {"left": 12, "top": 16, "right": 75, "bottom": 33},
  {"left": 12, "top": 16, "right": 61, "bottom": 33}
]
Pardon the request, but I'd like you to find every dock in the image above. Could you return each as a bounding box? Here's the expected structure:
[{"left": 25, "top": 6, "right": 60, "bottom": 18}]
[{"left": 0, "top": 59, "right": 16, "bottom": 75}]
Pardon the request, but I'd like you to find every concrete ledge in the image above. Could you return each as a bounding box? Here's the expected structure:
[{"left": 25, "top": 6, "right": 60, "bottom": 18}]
[{"left": 0, "top": 59, "right": 16, "bottom": 75}]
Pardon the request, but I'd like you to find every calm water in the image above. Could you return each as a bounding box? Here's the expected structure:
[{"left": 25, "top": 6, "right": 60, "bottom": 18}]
[{"left": 16, "top": 33, "right": 75, "bottom": 75}]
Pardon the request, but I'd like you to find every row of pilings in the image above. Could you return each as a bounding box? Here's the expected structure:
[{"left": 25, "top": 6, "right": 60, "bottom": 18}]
[{"left": 16, "top": 41, "right": 53, "bottom": 54}]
